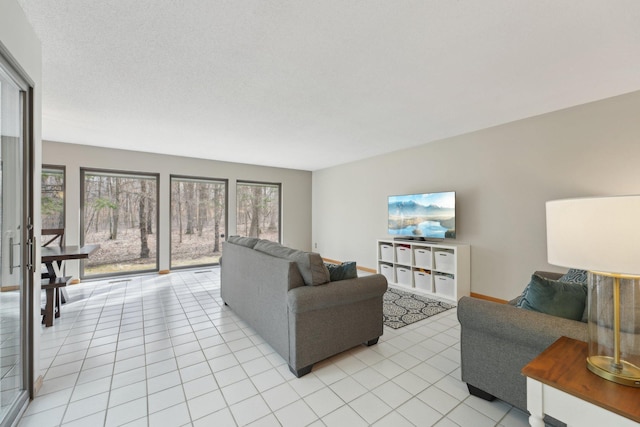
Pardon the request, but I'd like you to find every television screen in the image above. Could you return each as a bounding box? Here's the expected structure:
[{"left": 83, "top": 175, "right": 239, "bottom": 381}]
[{"left": 388, "top": 191, "right": 456, "bottom": 239}]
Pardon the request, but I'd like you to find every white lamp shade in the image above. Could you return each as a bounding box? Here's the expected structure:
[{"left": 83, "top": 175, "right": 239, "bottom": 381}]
[{"left": 546, "top": 195, "right": 640, "bottom": 276}]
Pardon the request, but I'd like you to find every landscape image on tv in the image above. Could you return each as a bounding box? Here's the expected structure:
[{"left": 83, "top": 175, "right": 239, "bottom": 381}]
[{"left": 388, "top": 191, "right": 455, "bottom": 239}]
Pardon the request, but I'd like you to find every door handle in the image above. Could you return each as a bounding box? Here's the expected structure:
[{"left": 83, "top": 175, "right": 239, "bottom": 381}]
[
  {"left": 9, "top": 237, "right": 21, "bottom": 275},
  {"left": 26, "top": 238, "right": 34, "bottom": 272}
]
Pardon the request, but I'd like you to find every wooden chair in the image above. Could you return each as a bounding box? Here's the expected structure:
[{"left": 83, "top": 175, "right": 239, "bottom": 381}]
[
  {"left": 41, "top": 228, "right": 64, "bottom": 280},
  {"left": 41, "top": 228, "right": 68, "bottom": 326},
  {"left": 41, "top": 228, "right": 64, "bottom": 248},
  {"left": 41, "top": 276, "right": 70, "bottom": 326}
]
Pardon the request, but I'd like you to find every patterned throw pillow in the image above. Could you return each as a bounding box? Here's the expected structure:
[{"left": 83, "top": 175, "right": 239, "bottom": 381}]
[
  {"left": 559, "top": 268, "right": 588, "bottom": 283},
  {"left": 325, "top": 262, "right": 357, "bottom": 282}
]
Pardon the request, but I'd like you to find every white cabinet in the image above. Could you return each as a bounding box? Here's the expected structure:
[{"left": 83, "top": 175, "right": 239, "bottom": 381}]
[{"left": 377, "top": 239, "right": 470, "bottom": 302}]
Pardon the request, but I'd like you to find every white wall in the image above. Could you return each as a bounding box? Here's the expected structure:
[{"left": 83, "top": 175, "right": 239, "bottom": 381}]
[
  {"left": 313, "top": 90, "right": 640, "bottom": 299},
  {"left": 1, "top": 0, "right": 42, "bottom": 394},
  {"left": 42, "top": 141, "right": 312, "bottom": 276}
]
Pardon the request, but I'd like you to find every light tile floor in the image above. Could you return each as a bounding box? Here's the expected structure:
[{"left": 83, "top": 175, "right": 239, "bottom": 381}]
[{"left": 20, "top": 268, "right": 532, "bottom": 427}]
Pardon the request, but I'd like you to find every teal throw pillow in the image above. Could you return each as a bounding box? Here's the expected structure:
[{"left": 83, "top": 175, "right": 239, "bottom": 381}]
[
  {"left": 556, "top": 269, "right": 590, "bottom": 322},
  {"left": 559, "top": 268, "right": 588, "bottom": 284},
  {"left": 325, "top": 262, "right": 357, "bottom": 281},
  {"left": 516, "top": 274, "right": 587, "bottom": 321}
]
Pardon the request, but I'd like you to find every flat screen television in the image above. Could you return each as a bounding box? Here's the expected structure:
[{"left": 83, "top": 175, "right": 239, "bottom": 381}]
[{"left": 388, "top": 191, "right": 456, "bottom": 239}]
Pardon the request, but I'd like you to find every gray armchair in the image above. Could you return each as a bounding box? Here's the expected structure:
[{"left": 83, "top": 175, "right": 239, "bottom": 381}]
[{"left": 457, "top": 271, "right": 588, "bottom": 413}]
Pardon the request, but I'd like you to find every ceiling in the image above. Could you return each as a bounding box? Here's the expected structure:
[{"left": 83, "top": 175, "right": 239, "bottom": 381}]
[{"left": 16, "top": 1, "right": 640, "bottom": 171}]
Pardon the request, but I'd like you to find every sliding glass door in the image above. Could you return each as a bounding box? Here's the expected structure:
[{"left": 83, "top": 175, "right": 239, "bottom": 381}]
[{"left": 0, "top": 57, "right": 32, "bottom": 426}]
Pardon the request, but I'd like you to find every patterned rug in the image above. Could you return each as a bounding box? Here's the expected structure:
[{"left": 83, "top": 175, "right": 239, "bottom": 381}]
[{"left": 383, "top": 287, "right": 456, "bottom": 329}]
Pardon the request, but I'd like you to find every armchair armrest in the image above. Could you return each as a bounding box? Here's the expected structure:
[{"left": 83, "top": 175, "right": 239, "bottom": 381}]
[{"left": 288, "top": 274, "right": 388, "bottom": 314}]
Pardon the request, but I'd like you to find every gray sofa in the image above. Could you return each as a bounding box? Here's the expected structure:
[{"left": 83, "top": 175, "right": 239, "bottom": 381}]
[
  {"left": 457, "top": 271, "right": 588, "bottom": 414},
  {"left": 220, "top": 237, "right": 388, "bottom": 377}
]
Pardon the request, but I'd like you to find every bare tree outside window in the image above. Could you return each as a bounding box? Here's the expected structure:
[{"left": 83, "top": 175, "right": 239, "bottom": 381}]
[
  {"left": 171, "top": 176, "right": 227, "bottom": 268},
  {"left": 81, "top": 169, "right": 158, "bottom": 277},
  {"left": 41, "top": 166, "right": 64, "bottom": 229},
  {"left": 236, "top": 182, "right": 280, "bottom": 242}
]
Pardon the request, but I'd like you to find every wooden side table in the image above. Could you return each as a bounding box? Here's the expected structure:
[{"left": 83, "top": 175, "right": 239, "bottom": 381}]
[{"left": 522, "top": 336, "right": 640, "bottom": 426}]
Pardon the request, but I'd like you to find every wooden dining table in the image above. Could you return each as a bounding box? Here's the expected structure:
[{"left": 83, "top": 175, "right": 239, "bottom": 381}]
[
  {"left": 41, "top": 244, "right": 100, "bottom": 326},
  {"left": 41, "top": 244, "right": 100, "bottom": 279}
]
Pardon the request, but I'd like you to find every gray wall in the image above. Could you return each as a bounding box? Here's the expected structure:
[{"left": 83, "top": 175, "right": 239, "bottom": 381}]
[
  {"left": 43, "top": 141, "right": 312, "bottom": 276},
  {"left": 312, "top": 90, "right": 640, "bottom": 299}
]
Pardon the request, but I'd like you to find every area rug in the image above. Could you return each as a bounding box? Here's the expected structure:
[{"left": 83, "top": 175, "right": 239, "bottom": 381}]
[{"left": 383, "top": 287, "right": 456, "bottom": 329}]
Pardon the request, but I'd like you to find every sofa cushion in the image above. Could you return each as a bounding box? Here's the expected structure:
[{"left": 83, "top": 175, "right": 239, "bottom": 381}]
[
  {"left": 253, "top": 240, "right": 297, "bottom": 260},
  {"left": 254, "top": 240, "right": 330, "bottom": 286},
  {"left": 516, "top": 274, "right": 587, "bottom": 321},
  {"left": 325, "top": 262, "right": 357, "bottom": 282},
  {"left": 227, "top": 235, "right": 260, "bottom": 248}
]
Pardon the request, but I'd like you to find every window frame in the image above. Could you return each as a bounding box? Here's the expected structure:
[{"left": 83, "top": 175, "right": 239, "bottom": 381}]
[
  {"left": 236, "top": 180, "right": 282, "bottom": 243},
  {"left": 169, "top": 174, "right": 229, "bottom": 270},
  {"left": 80, "top": 167, "right": 160, "bottom": 279},
  {"left": 41, "top": 164, "right": 66, "bottom": 231}
]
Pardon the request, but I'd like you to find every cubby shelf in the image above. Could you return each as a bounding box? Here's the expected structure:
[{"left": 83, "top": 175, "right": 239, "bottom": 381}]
[{"left": 377, "top": 239, "right": 470, "bottom": 302}]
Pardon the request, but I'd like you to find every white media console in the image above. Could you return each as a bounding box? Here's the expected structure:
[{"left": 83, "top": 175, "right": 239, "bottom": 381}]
[{"left": 377, "top": 239, "right": 470, "bottom": 302}]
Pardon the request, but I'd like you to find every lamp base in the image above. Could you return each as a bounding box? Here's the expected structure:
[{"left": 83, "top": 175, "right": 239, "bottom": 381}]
[{"left": 587, "top": 355, "right": 640, "bottom": 387}]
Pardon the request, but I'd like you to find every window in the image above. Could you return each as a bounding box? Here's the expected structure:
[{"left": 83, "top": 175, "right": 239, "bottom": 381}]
[
  {"left": 170, "top": 176, "right": 227, "bottom": 268},
  {"left": 236, "top": 181, "right": 281, "bottom": 242},
  {"left": 81, "top": 169, "right": 158, "bottom": 277},
  {"left": 41, "top": 166, "right": 65, "bottom": 229}
]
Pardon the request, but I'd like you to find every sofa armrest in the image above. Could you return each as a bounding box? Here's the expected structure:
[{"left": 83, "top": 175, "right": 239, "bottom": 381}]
[
  {"left": 288, "top": 274, "right": 388, "bottom": 314},
  {"left": 457, "top": 296, "right": 588, "bottom": 349}
]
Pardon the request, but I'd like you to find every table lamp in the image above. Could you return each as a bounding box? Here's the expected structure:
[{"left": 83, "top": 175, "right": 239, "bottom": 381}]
[{"left": 546, "top": 196, "right": 640, "bottom": 387}]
